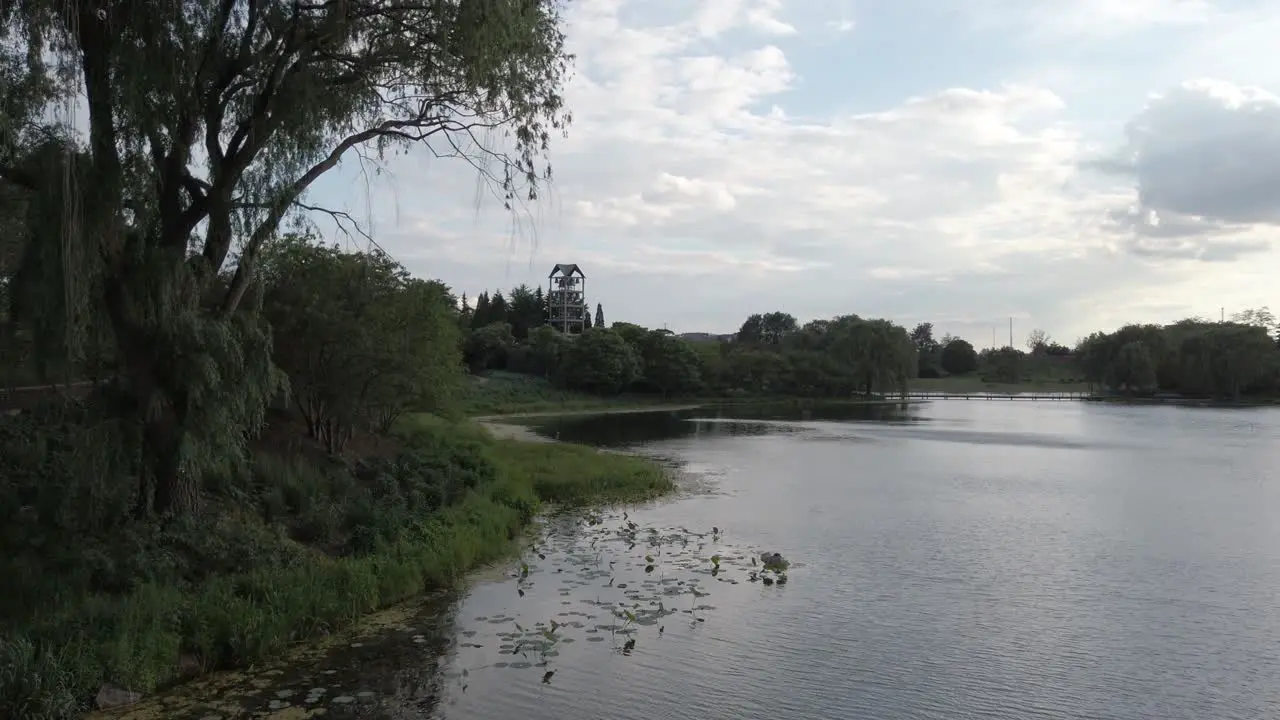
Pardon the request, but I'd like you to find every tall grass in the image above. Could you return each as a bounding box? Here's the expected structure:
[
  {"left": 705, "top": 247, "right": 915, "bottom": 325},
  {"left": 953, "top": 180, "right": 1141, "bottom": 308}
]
[
  {"left": 0, "top": 411, "right": 672, "bottom": 719},
  {"left": 491, "top": 440, "right": 673, "bottom": 505},
  {"left": 400, "top": 412, "right": 673, "bottom": 504}
]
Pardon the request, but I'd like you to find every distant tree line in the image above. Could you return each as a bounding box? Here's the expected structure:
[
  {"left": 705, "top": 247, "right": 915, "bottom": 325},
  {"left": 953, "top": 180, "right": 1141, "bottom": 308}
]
[
  {"left": 904, "top": 321, "right": 1075, "bottom": 382},
  {"left": 468, "top": 308, "right": 919, "bottom": 399},
  {"left": 466, "top": 306, "right": 1082, "bottom": 399},
  {"left": 476, "top": 304, "right": 1280, "bottom": 401},
  {"left": 1076, "top": 308, "right": 1280, "bottom": 399},
  {"left": 905, "top": 309, "right": 1280, "bottom": 399}
]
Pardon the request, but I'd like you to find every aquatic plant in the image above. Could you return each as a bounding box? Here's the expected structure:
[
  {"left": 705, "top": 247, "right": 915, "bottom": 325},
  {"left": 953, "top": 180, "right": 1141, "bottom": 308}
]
[{"left": 423, "top": 511, "right": 792, "bottom": 703}]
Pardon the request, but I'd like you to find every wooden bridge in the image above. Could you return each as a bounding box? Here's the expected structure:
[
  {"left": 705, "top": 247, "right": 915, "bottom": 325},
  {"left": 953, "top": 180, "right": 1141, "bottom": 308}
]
[{"left": 899, "top": 391, "right": 1094, "bottom": 402}]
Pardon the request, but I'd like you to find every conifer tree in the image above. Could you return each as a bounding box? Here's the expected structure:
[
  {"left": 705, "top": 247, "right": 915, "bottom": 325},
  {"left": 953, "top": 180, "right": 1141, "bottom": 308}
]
[
  {"left": 490, "top": 290, "right": 509, "bottom": 325},
  {"left": 472, "top": 292, "right": 492, "bottom": 329}
]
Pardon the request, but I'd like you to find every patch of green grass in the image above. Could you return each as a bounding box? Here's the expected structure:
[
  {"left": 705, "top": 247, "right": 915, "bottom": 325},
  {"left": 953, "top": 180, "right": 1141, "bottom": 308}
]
[
  {"left": 0, "top": 410, "right": 671, "bottom": 719},
  {"left": 912, "top": 376, "right": 1093, "bottom": 394},
  {"left": 914, "top": 357, "right": 1092, "bottom": 394},
  {"left": 488, "top": 438, "right": 674, "bottom": 506},
  {"left": 459, "top": 371, "right": 670, "bottom": 416},
  {"left": 396, "top": 411, "right": 495, "bottom": 444}
]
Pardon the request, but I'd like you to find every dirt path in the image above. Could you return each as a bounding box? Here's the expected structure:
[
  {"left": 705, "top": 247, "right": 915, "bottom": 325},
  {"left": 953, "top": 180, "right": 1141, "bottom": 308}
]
[
  {"left": 475, "top": 404, "right": 704, "bottom": 444},
  {"left": 477, "top": 420, "right": 553, "bottom": 443}
]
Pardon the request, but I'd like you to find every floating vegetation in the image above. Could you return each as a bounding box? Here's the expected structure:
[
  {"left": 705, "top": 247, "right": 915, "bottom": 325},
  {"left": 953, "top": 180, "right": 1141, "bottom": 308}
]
[{"left": 436, "top": 508, "right": 796, "bottom": 699}]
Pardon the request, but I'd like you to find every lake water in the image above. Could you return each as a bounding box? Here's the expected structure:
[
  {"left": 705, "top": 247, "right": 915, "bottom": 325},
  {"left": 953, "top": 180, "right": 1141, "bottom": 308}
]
[
  {"left": 434, "top": 400, "right": 1280, "bottom": 720},
  {"left": 125, "top": 400, "right": 1280, "bottom": 720}
]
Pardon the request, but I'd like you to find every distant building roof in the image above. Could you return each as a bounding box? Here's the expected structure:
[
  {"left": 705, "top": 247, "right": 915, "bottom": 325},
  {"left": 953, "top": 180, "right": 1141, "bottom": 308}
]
[{"left": 548, "top": 263, "right": 584, "bottom": 278}]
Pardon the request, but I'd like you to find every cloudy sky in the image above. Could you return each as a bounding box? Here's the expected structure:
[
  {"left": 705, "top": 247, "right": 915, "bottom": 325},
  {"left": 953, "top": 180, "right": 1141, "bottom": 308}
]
[{"left": 308, "top": 0, "right": 1280, "bottom": 348}]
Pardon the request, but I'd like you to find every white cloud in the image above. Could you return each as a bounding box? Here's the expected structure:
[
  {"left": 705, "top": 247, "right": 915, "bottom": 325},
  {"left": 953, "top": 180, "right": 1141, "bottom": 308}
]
[
  {"left": 313, "top": 0, "right": 1280, "bottom": 347},
  {"left": 825, "top": 18, "right": 855, "bottom": 33},
  {"left": 1091, "top": 79, "right": 1280, "bottom": 260}
]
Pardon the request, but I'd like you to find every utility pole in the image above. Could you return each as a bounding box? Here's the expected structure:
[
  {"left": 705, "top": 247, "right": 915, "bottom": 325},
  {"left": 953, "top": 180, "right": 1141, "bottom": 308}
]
[
  {"left": 1221, "top": 307, "right": 1225, "bottom": 323},
  {"left": 992, "top": 327, "right": 996, "bottom": 349},
  {"left": 1008, "top": 317, "right": 1013, "bottom": 348}
]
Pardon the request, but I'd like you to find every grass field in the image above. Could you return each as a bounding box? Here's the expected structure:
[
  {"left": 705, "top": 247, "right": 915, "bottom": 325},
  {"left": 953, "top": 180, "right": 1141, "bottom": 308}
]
[
  {"left": 912, "top": 355, "right": 1092, "bottom": 394},
  {"left": 911, "top": 376, "right": 1093, "bottom": 394},
  {"left": 459, "top": 371, "right": 680, "bottom": 416}
]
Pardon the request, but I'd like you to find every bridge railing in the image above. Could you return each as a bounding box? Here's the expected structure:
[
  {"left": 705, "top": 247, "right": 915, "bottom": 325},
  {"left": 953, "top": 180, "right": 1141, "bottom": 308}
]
[{"left": 897, "top": 390, "right": 1095, "bottom": 401}]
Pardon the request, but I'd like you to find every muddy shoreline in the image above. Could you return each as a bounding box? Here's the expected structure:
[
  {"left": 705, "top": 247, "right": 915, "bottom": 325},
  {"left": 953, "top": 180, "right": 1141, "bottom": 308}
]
[
  {"left": 473, "top": 403, "right": 704, "bottom": 423},
  {"left": 475, "top": 404, "right": 704, "bottom": 443}
]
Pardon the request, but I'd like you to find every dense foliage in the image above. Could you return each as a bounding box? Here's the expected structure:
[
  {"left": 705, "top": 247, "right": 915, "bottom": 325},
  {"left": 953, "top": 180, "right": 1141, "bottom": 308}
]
[
  {"left": 471, "top": 309, "right": 920, "bottom": 400},
  {"left": 1076, "top": 312, "right": 1280, "bottom": 398},
  {"left": 257, "top": 235, "right": 463, "bottom": 448},
  {"left": 0, "top": 0, "right": 572, "bottom": 516},
  {"left": 0, "top": 405, "right": 668, "bottom": 718},
  {"left": 940, "top": 337, "right": 979, "bottom": 375}
]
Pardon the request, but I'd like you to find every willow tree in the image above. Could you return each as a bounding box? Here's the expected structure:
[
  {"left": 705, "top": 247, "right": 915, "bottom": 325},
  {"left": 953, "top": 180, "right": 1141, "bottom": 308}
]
[
  {"left": 0, "top": 23, "right": 66, "bottom": 384},
  {"left": 827, "top": 315, "right": 915, "bottom": 397},
  {"left": 0, "top": 0, "right": 571, "bottom": 515}
]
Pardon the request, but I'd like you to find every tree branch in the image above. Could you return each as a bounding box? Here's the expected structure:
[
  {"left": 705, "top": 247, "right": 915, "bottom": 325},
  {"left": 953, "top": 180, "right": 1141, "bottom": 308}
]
[
  {"left": 77, "top": 0, "right": 126, "bottom": 265},
  {"left": 220, "top": 117, "right": 451, "bottom": 316},
  {"left": 237, "top": 198, "right": 384, "bottom": 252}
]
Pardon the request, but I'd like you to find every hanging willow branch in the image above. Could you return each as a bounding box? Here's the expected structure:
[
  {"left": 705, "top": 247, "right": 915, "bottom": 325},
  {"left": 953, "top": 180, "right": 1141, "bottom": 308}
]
[
  {"left": 5, "top": 0, "right": 572, "bottom": 304},
  {"left": 0, "top": 0, "right": 572, "bottom": 514}
]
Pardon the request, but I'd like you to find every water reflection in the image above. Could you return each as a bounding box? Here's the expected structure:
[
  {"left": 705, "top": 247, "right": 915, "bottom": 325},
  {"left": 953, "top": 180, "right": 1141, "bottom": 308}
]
[
  {"left": 529, "top": 401, "right": 926, "bottom": 447},
  {"left": 531, "top": 401, "right": 1108, "bottom": 451}
]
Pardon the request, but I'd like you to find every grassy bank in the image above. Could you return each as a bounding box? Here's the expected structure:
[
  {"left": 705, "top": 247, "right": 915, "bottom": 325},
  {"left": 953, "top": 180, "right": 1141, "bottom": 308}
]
[
  {"left": 0, "top": 408, "right": 672, "bottom": 719},
  {"left": 462, "top": 370, "right": 922, "bottom": 418},
  {"left": 909, "top": 353, "right": 1092, "bottom": 395},
  {"left": 459, "top": 371, "right": 688, "bottom": 416}
]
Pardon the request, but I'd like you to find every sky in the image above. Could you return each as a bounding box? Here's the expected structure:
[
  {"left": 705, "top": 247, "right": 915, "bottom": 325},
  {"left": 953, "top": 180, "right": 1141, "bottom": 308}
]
[{"left": 305, "top": 0, "right": 1280, "bottom": 349}]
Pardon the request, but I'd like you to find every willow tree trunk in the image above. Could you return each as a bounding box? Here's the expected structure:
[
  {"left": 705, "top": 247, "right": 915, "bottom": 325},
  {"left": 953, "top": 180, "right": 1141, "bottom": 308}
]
[
  {"left": 142, "top": 401, "right": 196, "bottom": 516},
  {"left": 123, "top": 346, "right": 199, "bottom": 516},
  {"left": 107, "top": 279, "right": 200, "bottom": 517}
]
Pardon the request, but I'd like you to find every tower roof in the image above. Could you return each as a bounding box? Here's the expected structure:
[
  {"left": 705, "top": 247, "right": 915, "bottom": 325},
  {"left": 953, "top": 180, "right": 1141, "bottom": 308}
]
[{"left": 548, "top": 263, "right": 584, "bottom": 278}]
